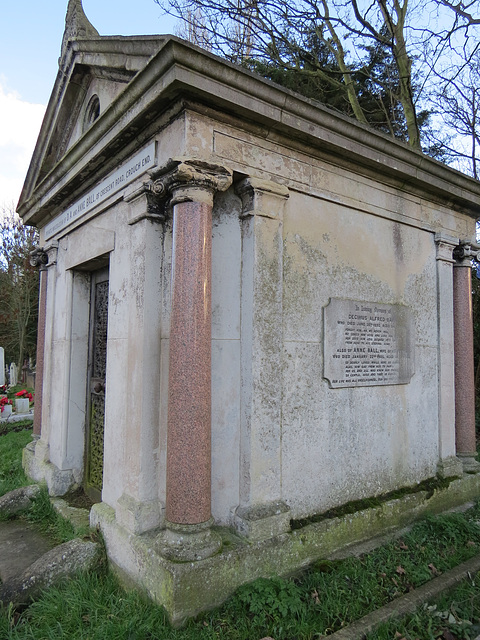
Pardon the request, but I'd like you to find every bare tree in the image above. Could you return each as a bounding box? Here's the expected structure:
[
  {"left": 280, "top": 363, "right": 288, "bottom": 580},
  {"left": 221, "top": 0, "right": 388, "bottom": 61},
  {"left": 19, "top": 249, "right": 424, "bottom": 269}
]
[
  {"left": 413, "top": 0, "right": 480, "bottom": 175},
  {"left": 0, "top": 207, "right": 39, "bottom": 369},
  {"left": 431, "top": 59, "right": 480, "bottom": 178},
  {"left": 156, "top": 0, "right": 425, "bottom": 149},
  {"left": 175, "top": 6, "right": 213, "bottom": 49}
]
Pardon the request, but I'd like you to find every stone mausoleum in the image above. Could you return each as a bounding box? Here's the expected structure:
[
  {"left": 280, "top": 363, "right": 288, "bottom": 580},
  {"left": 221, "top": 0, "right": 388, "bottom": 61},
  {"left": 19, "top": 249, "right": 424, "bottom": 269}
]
[{"left": 19, "top": 0, "right": 480, "bottom": 623}]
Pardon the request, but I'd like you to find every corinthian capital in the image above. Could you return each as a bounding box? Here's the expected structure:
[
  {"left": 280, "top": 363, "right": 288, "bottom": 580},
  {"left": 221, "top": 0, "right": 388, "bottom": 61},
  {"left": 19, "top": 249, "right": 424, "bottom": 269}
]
[{"left": 151, "top": 158, "right": 233, "bottom": 207}]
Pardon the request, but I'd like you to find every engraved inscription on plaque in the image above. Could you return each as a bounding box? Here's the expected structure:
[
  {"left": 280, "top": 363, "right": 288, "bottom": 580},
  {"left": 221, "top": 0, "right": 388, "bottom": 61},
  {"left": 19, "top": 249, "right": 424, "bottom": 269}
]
[{"left": 323, "top": 298, "right": 414, "bottom": 388}]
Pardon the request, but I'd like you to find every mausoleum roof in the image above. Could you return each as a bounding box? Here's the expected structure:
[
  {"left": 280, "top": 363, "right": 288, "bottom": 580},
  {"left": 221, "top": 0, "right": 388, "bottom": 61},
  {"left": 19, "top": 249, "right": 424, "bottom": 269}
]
[{"left": 18, "top": 2, "right": 480, "bottom": 228}]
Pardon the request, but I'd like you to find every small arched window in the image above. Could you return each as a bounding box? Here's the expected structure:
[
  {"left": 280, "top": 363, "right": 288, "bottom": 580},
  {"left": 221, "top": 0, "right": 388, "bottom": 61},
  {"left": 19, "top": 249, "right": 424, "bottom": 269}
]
[{"left": 83, "top": 94, "right": 100, "bottom": 132}]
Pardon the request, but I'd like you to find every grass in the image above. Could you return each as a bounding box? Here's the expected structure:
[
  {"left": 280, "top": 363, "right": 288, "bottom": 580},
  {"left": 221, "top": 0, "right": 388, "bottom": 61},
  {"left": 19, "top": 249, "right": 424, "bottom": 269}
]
[
  {"left": 0, "top": 419, "right": 34, "bottom": 438},
  {"left": 367, "top": 579, "right": 480, "bottom": 639},
  {"left": 0, "top": 506, "right": 480, "bottom": 639},
  {"left": 24, "top": 486, "right": 90, "bottom": 544},
  {"left": 0, "top": 428, "right": 32, "bottom": 497},
  {"left": 2, "top": 429, "right": 480, "bottom": 638}
]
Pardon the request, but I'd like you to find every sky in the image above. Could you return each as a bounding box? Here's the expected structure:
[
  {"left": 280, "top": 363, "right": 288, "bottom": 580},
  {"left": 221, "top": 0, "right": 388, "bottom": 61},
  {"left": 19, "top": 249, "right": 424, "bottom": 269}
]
[{"left": 0, "top": 0, "right": 177, "bottom": 213}]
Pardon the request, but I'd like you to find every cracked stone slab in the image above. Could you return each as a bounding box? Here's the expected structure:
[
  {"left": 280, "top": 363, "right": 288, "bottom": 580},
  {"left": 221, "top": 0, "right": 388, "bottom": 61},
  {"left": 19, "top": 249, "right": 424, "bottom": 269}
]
[
  {"left": 0, "top": 520, "right": 54, "bottom": 582},
  {"left": 0, "top": 538, "right": 100, "bottom": 607}
]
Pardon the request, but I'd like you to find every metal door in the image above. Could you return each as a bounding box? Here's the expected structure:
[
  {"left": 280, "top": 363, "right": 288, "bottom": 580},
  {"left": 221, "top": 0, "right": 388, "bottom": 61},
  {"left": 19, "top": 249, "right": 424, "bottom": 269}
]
[{"left": 85, "top": 267, "right": 109, "bottom": 502}]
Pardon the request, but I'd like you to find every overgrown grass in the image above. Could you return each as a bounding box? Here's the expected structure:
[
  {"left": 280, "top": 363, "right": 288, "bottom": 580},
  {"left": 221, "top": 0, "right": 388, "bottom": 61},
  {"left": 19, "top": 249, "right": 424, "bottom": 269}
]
[
  {"left": 2, "top": 505, "right": 480, "bottom": 639},
  {"left": 0, "top": 428, "right": 32, "bottom": 497},
  {"left": 2, "top": 429, "right": 480, "bottom": 638},
  {"left": 367, "top": 578, "right": 480, "bottom": 639},
  {"left": 0, "top": 419, "right": 34, "bottom": 438},
  {"left": 0, "top": 571, "right": 168, "bottom": 640},
  {"left": 24, "top": 487, "right": 89, "bottom": 544}
]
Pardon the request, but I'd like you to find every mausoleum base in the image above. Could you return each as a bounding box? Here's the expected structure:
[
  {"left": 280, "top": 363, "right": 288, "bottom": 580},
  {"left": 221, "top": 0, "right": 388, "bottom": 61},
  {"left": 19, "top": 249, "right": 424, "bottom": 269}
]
[
  {"left": 437, "top": 455, "right": 464, "bottom": 478},
  {"left": 22, "top": 440, "right": 79, "bottom": 497},
  {"left": 91, "top": 473, "right": 480, "bottom": 626}
]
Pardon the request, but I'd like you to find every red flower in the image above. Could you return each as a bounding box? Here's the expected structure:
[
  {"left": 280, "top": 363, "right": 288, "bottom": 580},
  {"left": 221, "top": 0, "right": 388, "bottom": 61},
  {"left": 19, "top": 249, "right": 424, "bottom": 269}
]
[
  {"left": 0, "top": 397, "right": 13, "bottom": 411},
  {"left": 14, "top": 390, "right": 33, "bottom": 401}
]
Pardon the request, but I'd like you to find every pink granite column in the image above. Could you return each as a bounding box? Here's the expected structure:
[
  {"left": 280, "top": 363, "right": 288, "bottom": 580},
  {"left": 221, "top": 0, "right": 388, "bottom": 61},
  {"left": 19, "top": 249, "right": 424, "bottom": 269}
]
[
  {"left": 453, "top": 249, "right": 480, "bottom": 472},
  {"left": 166, "top": 198, "right": 213, "bottom": 525},
  {"left": 33, "top": 267, "right": 48, "bottom": 437},
  {"left": 152, "top": 159, "right": 232, "bottom": 560},
  {"left": 28, "top": 248, "right": 49, "bottom": 438}
]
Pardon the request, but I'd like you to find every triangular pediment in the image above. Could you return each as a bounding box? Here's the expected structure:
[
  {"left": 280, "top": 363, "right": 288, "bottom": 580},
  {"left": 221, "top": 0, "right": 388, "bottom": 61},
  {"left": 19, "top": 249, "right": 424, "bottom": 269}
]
[{"left": 18, "top": 1, "right": 165, "bottom": 210}]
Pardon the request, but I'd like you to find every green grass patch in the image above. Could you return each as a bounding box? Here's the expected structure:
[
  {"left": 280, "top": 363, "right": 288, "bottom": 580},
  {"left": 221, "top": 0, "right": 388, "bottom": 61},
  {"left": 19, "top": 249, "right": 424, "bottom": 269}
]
[
  {"left": 2, "top": 505, "right": 480, "bottom": 639},
  {"left": 0, "top": 428, "right": 32, "bottom": 497},
  {"left": 24, "top": 487, "right": 89, "bottom": 544},
  {"left": 2, "top": 426, "right": 480, "bottom": 638},
  {"left": 0, "top": 420, "right": 34, "bottom": 437},
  {"left": 367, "top": 578, "right": 480, "bottom": 639},
  {"left": 0, "top": 571, "right": 169, "bottom": 640}
]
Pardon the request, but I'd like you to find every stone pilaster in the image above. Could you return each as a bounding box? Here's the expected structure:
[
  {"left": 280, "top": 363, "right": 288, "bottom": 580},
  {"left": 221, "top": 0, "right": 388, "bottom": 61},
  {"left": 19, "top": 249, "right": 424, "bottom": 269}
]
[
  {"left": 153, "top": 159, "right": 232, "bottom": 560},
  {"left": 435, "top": 235, "right": 463, "bottom": 478},
  {"left": 23, "top": 243, "right": 71, "bottom": 493},
  {"left": 113, "top": 184, "right": 166, "bottom": 535},
  {"left": 234, "top": 177, "right": 291, "bottom": 540},
  {"left": 453, "top": 243, "right": 480, "bottom": 473}
]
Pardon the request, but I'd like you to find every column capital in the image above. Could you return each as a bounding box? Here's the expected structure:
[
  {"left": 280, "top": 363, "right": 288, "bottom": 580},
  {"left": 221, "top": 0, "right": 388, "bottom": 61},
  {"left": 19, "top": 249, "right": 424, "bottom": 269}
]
[
  {"left": 235, "top": 176, "right": 289, "bottom": 219},
  {"left": 453, "top": 241, "right": 480, "bottom": 268},
  {"left": 31, "top": 242, "right": 58, "bottom": 269},
  {"left": 29, "top": 247, "right": 49, "bottom": 270},
  {"left": 435, "top": 233, "right": 458, "bottom": 263},
  {"left": 124, "top": 182, "right": 166, "bottom": 226},
  {"left": 150, "top": 158, "right": 233, "bottom": 208}
]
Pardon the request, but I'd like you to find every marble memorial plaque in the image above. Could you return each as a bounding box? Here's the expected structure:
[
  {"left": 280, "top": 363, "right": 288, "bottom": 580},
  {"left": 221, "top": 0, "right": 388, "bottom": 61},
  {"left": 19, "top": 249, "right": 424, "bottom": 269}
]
[{"left": 323, "top": 298, "right": 414, "bottom": 388}]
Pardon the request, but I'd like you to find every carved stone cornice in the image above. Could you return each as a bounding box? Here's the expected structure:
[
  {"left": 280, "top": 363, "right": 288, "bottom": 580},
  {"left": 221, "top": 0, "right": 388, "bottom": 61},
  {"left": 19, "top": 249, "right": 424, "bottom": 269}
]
[{"left": 150, "top": 158, "right": 233, "bottom": 209}]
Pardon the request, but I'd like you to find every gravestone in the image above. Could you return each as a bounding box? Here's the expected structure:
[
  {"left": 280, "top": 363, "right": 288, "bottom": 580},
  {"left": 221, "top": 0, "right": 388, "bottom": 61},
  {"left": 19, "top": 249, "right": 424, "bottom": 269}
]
[
  {"left": 9, "top": 363, "right": 17, "bottom": 387},
  {"left": 0, "top": 349, "right": 4, "bottom": 386}
]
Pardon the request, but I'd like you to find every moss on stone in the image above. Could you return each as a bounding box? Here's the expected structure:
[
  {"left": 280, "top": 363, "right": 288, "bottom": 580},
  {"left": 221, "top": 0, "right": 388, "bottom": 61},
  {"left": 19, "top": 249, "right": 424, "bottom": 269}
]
[{"left": 290, "top": 475, "right": 455, "bottom": 531}]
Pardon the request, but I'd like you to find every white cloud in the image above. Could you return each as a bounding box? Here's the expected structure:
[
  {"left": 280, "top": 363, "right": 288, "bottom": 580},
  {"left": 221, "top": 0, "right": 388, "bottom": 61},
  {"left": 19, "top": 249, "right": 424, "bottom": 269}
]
[{"left": 0, "top": 78, "right": 46, "bottom": 211}]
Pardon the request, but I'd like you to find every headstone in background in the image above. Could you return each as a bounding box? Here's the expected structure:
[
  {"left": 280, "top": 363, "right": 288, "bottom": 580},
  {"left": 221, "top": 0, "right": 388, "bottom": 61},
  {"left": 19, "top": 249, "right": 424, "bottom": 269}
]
[
  {"left": 2, "top": 404, "right": 12, "bottom": 419},
  {"left": 0, "top": 349, "right": 4, "bottom": 386},
  {"left": 9, "top": 363, "right": 17, "bottom": 387},
  {"left": 22, "top": 359, "right": 29, "bottom": 384},
  {"left": 15, "top": 398, "right": 29, "bottom": 414}
]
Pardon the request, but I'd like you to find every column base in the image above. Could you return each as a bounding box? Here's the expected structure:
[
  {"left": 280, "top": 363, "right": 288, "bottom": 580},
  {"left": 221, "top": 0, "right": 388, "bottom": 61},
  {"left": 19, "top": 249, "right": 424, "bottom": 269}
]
[
  {"left": 234, "top": 501, "right": 291, "bottom": 540},
  {"left": 457, "top": 453, "right": 480, "bottom": 474},
  {"left": 157, "top": 518, "right": 222, "bottom": 562},
  {"left": 437, "top": 456, "right": 464, "bottom": 479}
]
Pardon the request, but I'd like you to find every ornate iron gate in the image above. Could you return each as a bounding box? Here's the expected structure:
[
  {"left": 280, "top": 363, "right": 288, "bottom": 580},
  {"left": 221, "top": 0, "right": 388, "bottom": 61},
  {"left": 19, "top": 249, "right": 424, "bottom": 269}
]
[{"left": 85, "top": 268, "right": 109, "bottom": 502}]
